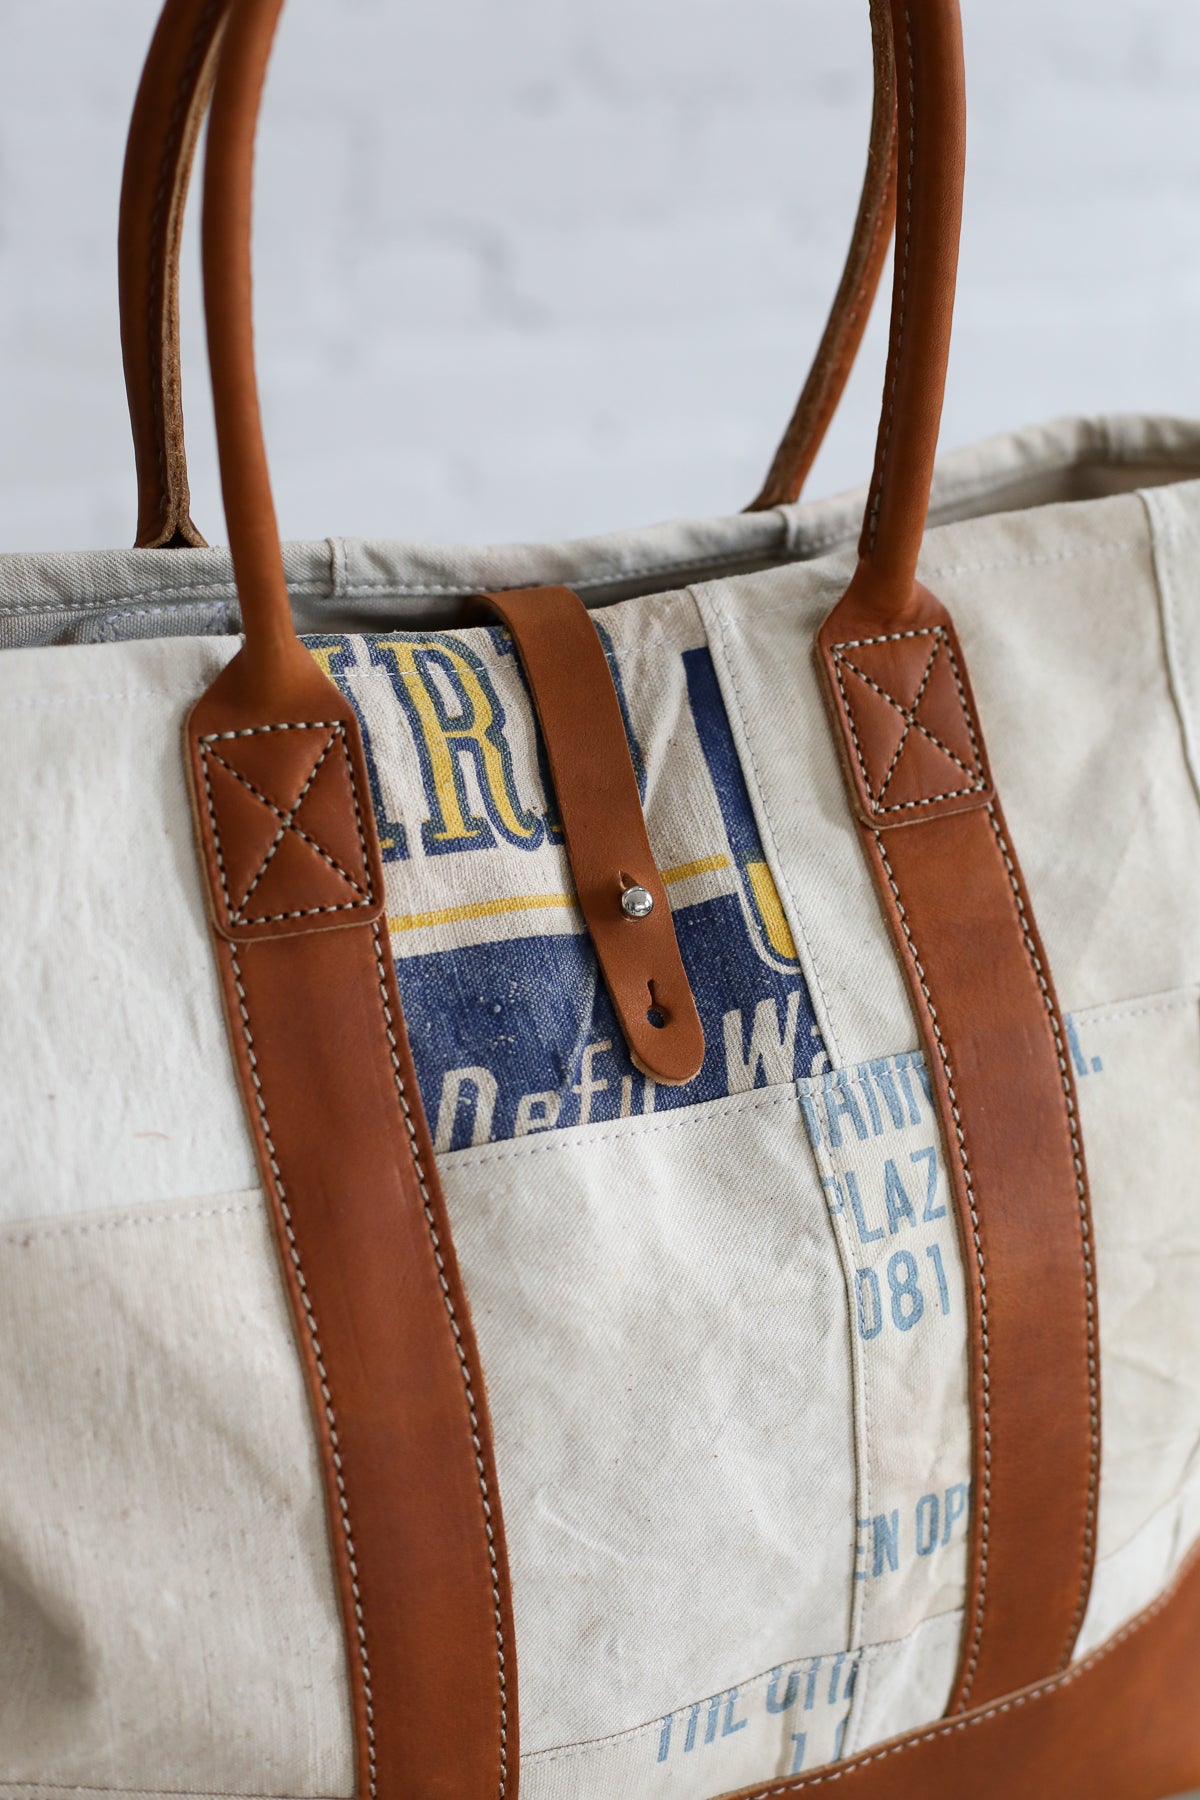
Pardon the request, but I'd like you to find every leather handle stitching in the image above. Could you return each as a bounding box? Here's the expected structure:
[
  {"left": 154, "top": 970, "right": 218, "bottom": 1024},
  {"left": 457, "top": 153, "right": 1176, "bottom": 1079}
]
[
  {"left": 836, "top": 642, "right": 983, "bottom": 800},
  {"left": 206, "top": 733, "right": 370, "bottom": 916},
  {"left": 198, "top": 720, "right": 376, "bottom": 927},
  {"left": 847, "top": 640, "right": 940, "bottom": 801},
  {"left": 369, "top": 921, "right": 510, "bottom": 1798},
  {"left": 830, "top": 627, "right": 988, "bottom": 813},
  {"left": 226, "top": 943, "right": 379, "bottom": 1800},
  {"left": 864, "top": 4, "right": 915, "bottom": 556},
  {"left": 870, "top": 826, "right": 993, "bottom": 1710},
  {"left": 145, "top": 0, "right": 223, "bottom": 538},
  {"left": 985, "top": 804, "right": 1100, "bottom": 1672}
]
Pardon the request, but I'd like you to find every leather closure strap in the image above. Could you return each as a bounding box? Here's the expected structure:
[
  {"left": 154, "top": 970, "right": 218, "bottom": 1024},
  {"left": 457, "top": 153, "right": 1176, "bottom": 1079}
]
[
  {"left": 814, "top": 0, "right": 1101, "bottom": 1714},
  {"left": 184, "top": 3, "right": 516, "bottom": 1794},
  {"left": 476, "top": 585, "right": 705, "bottom": 1086}
]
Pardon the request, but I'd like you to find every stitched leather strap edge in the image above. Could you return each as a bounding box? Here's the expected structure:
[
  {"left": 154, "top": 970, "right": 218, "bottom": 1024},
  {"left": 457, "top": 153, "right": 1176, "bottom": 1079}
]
[
  {"left": 184, "top": 648, "right": 517, "bottom": 1799},
  {"left": 816, "top": 578, "right": 1100, "bottom": 1713}
]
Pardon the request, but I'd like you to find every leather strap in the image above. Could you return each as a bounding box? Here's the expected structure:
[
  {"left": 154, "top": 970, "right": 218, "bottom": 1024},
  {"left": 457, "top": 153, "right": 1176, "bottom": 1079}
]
[
  {"left": 746, "top": 0, "right": 898, "bottom": 511},
  {"left": 185, "top": 3, "right": 516, "bottom": 1794},
  {"left": 476, "top": 585, "right": 705, "bottom": 1085},
  {"left": 815, "top": 0, "right": 1100, "bottom": 1712},
  {"left": 721, "top": 1546, "right": 1200, "bottom": 1800},
  {"left": 121, "top": 0, "right": 897, "bottom": 547},
  {"left": 119, "top": 0, "right": 223, "bottom": 548}
]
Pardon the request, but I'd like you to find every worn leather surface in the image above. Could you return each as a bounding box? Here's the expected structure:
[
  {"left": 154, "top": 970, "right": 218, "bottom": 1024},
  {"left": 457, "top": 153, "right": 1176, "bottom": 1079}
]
[
  {"left": 747, "top": 0, "right": 898, "bottom": 512},
  {"left": 721, "top": 1547, "right": 1200, "bottom": 1800},
  {"left": 185, "top": 3, "right": 516, "bottom": 1794},
  {"left": 124, "top": 0, "right": 896, "bottom": 547},
  {"left": 119, "top": 0, "right": 223, "bottom": 548},
  {"left": 477, "top": 585, "right": 705, "bottom": 1085},
  {"left": 852, "top": 0, "right": 966, "bottom": 623}
]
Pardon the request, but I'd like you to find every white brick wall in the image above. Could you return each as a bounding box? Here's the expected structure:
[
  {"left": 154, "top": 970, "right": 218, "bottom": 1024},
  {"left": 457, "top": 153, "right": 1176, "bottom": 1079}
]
[{"left": 2, "top": 0, "right": 1199, "bottom": 555}]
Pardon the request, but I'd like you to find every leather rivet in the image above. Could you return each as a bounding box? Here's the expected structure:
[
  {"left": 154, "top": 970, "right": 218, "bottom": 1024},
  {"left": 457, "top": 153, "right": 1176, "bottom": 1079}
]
[{"left": 620, "top": 884, "right": 654, "bottom": 919}]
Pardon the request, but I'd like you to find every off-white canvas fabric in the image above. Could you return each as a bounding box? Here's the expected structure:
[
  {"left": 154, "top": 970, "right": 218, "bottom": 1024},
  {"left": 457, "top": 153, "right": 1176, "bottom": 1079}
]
[{"left": 2, "top": 414, "right": 1199, "bottom": 1798}]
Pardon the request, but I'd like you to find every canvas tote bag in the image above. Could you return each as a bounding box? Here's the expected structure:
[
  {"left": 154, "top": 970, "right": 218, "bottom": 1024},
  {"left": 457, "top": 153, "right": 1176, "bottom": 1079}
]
[{"left": 2, "top": 0, "right": 1199, "bottom": 1795}]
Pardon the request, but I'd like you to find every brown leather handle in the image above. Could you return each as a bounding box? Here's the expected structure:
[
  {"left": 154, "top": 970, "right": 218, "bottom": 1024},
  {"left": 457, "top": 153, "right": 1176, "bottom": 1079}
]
[
  {"left": 746, "top": 0, "right": 898, "bottom": 512},
  {"left": 119, "top": 0, "right": 228, "bottom": 549},
  {"left": 848, "top": 0, "right": 965, "bottom": 622},
  {"left": 201, "top": 0, "right": 302, "bottom": 685},
  {"left": 196, "top": 0, "right": 961, "bottom": 673},
  {"left": 121, "top": 0, "right": 899, "bottom": 548}
]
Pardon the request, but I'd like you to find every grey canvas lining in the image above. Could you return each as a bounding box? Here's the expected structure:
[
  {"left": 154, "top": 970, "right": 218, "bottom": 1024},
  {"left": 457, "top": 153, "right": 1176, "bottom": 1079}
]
[{"left": 4, "top": 414, "right": 1200, "bottom": 650}]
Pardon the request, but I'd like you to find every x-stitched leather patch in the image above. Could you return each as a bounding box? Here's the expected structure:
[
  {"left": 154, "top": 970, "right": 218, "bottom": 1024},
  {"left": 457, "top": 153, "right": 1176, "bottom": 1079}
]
[
  {"left": 197, "top": 720, "right": 377, "bottom": 934},
  {"left": 828, "top": 625, "right": 991, "bottom": 822}
]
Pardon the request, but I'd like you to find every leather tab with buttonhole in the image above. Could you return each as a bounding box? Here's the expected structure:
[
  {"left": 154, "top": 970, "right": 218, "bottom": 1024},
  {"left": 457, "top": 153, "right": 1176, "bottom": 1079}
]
[{"left": 475, "top": 585, "right": 705, "bottom": 1087}]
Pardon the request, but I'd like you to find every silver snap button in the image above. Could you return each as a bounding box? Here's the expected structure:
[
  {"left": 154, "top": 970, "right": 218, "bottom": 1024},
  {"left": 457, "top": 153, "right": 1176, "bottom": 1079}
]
[{"left": 620, "top": 884, "right": 654, "bottom": 919}]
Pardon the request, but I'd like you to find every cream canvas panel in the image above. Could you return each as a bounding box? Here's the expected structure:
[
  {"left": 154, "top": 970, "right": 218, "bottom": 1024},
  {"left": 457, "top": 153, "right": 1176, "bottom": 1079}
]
[
  {"left": 0, "top": 1193, "right": 353, "bottom": 1791},
  {"left": 799, "top": 1060, "right": 972, "bottom": 1656},
  {"left": 4, "top": 987, "right": 1195, "bottom": 1798},
  {"left": 1, "top": 416, "right": 1199, "bottom": 1796},
  {"left": 696, "top": 487, "right": 1200, "bottom": 1065},
  {"left": 0, "top": 636, "right": 259, "bottom": 1220}
]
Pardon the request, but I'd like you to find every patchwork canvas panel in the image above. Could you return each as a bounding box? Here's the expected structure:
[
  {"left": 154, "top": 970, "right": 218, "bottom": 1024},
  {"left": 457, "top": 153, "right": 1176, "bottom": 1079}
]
[
  {"left": 801, "top": 1057, "right": 972, "bottom": 1661},
  {"left": 303, "top": 593, "right": 828, "bottom": 1149}
]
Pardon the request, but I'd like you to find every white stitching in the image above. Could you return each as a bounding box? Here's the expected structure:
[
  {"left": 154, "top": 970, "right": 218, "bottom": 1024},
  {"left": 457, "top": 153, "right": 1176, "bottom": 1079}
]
[
  {"left": 855, "top": 640, "right": 944, "bottom": 800},
  {"left": 839, "top": 642, "right": 980, "bottom": 797},
  {"left": 206, "top": 735, "right": 369, "bottom": 917},
  {"left": 198, "top": 722, "right": 374, "bottom": 926},
  {"left": 226, "top": 946, "right": 378, "bottom": 1800},
  {"left": 870, "top": 830, "right": 992, "bottom": 1709},
  {"left": 369, "top": 921, "right": 509, "bottom": 1798},
  {"left": 831, "top": 628, "right": 987, "bottom": 813},
  {"left": 731, "top": 1543, "right": 1200, "bottom": 1797},
  {"left": 865, "top": 4, "right": 914, "bottom": 553},
  {"left": 1080, "top": 992, "right": 1200, "bottom": 1027},
  {"left": 448, "top": 1089, "right": 795, "bottom": 1171},
  {"left": 837, "top": 647, "right": 979, "bottom": 784},
  {"left": 1, "top": 1202, "right": 256, "bottom": 1250},
  {"left": 986, "top": 805, "right": 1100, "bottom": 1669}
]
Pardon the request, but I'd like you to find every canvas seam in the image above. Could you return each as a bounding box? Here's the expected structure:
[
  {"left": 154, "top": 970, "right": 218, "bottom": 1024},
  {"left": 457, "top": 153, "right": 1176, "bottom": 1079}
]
[
  {"left": 731, "top": 1544, "right": 1200, "bottom": 1797},
  {"left": 986, "top": 804, "right": 1100, "bottom": 1669},
  {"left": 448, "top": 1088, "right": 795, "bottom": 1171},
  {"left": 0, "top": 1202, "right": 257, "bottom": 1249},
  {"left": 870, "top": 828, "right": 992, "bottom": 1709},
  {"left": 0, "top": 533, "right": 1156, "bottom": 624},
  {"left": 1079, "top": 993, "right": 1200, "bottom": 1027},
  {"left": 369, "top": 920, "right": 508, "bottom": 1798},
  {"left": 707, "top": 598, "right": 845, "bottom": 1066},
  {"left": 226, "top": 945, "right": 378, "bottom": 1800}
]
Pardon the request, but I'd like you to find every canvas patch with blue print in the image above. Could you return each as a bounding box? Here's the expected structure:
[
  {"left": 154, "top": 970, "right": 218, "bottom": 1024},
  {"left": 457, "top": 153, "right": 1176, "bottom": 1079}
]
[{"left": 303, "top": 593, "right": 826, "bottom": 1148}]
